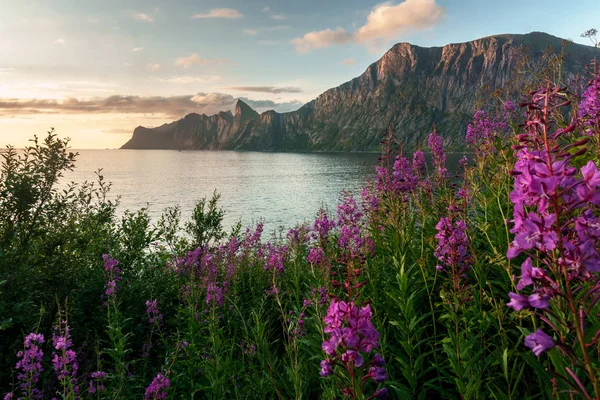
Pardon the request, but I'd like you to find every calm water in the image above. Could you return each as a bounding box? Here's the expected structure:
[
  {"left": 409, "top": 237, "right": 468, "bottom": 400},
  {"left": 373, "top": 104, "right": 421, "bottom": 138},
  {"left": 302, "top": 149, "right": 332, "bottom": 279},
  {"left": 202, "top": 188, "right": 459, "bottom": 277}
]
[
  {"left": 61, "top": 150, "right": 380, "bottom": 234},
  {"left": 60, "top": 150, "right": 465, "bottom": 234}
]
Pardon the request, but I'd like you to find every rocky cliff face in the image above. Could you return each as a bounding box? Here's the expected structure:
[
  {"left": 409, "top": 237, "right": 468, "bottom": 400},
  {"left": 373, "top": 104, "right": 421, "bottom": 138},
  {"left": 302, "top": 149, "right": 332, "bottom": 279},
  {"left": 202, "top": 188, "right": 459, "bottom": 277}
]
[{"left": 121, "top": 32, "right": 599, "bottom": 152}]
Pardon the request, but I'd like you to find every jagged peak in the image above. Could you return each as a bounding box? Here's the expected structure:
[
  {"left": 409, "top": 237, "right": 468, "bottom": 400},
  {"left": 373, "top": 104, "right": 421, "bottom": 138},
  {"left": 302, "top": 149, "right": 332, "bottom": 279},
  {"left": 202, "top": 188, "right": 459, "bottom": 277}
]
[
  {"left": 382, "top": 31, "right": 594, "bottom": 59},
  {"left": 234, "top": 99, "right": 259, "bottom": 120},
  {"left": 218, "top": 110, "right": 234, "bottom": 121}
]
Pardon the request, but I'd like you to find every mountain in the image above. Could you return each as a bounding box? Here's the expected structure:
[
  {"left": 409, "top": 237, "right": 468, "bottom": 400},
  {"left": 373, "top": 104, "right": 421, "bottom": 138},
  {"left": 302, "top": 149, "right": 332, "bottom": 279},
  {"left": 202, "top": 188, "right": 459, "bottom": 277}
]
[{"left": 121, "top": 32, "right": 599, "bottom": 152}]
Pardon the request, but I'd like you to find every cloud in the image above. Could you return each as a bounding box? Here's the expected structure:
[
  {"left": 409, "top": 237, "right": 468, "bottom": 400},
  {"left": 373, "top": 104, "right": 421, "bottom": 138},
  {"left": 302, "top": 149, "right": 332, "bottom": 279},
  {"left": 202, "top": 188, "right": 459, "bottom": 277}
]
[
  {"left": 271, "top": 14, "right": 285, "bottom": 20},
  {"left": 0, "top": 68, "right": 14, "bottom": 73},
  {"left": 0, "top": 93, "right": 303, "bottom": 118},
  {"left": 192, "top": 8, "right": 242, "bottom": 19},
  {"left": 227, "top": 86, "right": 302, "bottom": 94},
  {"left": 243, "top": 29, "right": 258, "bottom": 35},
  {"left": 340, "top": 58, "right": 356, "bottom": 65},
  {"left": 133, "top": 13, "right": 154, "bottom": 22},
  {"left": 54, "top": 38, "right": 66, "bottom": 45},
  {"left": 175, "top": 53, "right": 231, "bottom": 69},
  {"left": 356, "top": 0, "right": 443, "bottom": 42},
  {"left": 148, "top": 63, "right": 161, "bottom": 71},
  {"left": 291, "top": 28, "right": 354, "bottom": 53},
  {"left": 151, "top": 75, "right": 222, "bottom": 84},
  {"left": 292, "top": 0, "right": 443, "bottom": 52},
  {"left": 133, "top": 47, "right": 144, "bottom": 52},
  {"left": 262, "top": 7, "right": 270, "bottom": 13}
]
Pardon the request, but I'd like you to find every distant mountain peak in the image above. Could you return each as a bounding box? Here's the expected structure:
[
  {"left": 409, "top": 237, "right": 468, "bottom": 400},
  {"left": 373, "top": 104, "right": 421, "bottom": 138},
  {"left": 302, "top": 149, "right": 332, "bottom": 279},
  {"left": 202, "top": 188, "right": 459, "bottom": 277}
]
[
  {"left": 121, "top": 32, "right": 599, "bottom": 152},
  {"left": 234, "top": 99, "right": 259, "bottom": 121}
]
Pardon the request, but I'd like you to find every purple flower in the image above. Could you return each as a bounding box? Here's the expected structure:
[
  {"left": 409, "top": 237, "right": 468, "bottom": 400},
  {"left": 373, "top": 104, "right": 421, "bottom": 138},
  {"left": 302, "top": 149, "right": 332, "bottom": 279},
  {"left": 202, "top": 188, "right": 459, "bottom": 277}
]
[
  {"left": 361, "top": 186, "right": 380, "bottom": 213},
  {"left": 391, "top": 155, "right": 418, "bottom": 193},
  {"left": 578, "top": 72, "right": 600, "bottom": 136},
  {"left": 341, "top": 350, "right": 364, "bottom": 367},
  {"left": 242, "top": 223, "right": 263, "bottom": 251},
  {"left": 89, "top": 371, "right": 107, "bottom": 395},
  {"left": 313, "top": 210, "right": 336, "bottom": 240},
  {"left": 374, "top": 388, "right": 389, "bottom": 399},
  {"left": 206, "top": 282, "right": 224, "bottom": 306},
  {"left": 51, "top": 322, "right": 78, "bottom": 392},
  {"left": 307, "top": 247, "right": 328, "bottom": 267},
  {"left": 528, "top": 293, "right": 550, "bottom": 309},
  {"left": 320, "top": 359, "right": 333, "bottom": 377},
  {"left": 371, "top": 353, "right": 385, "bottom": 367},
  {"left": 516, "top": 257, "right": 546, "bottom": 290},
  {"left": 146, "top": 299, "right": 163, "bottom": 325},
  {"left": 428, "top": 130, "right": 447, "bottom": 179},
  {"left": 265, "top": 244, "right": 287, "bottom": 275},
  {"left": 412, "top": 151, "right": 426, "bottom": 178},
  {"left": 369, "top": 366, "right": 387, "bottom": 383},
  {"left": 524, "top": 329, "right": 555, "bottom": 357},
  {"left": 102, "top": 254, "right": 121, "bottom": 302},
  {"left": 336, "top": 194, "right": 374, "bottom": 261},
  {"left": 434, "top": 216, "right": 471, "bottom": 274},
  {"left": 15, "top": 333, "right": 45, "bottom": 400},
  {"left": 465, "top": 110, "right": 506, "bottom": 156},
  {"left": 506, "top": 292, "right": 530, "bottom": 311},
  {"left": 145, "top": 373, "right": 170, "bottom": 400},
  {"left": 321, "top": 299, "right": 383, "bottom": 380}
]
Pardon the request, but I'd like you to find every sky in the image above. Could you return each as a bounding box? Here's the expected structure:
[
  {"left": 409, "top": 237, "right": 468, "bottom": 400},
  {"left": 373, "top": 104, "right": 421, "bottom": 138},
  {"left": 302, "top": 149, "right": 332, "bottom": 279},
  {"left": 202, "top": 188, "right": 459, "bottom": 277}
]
[{"left": 0, "top": 0, "right": 599, "bottom": 149}]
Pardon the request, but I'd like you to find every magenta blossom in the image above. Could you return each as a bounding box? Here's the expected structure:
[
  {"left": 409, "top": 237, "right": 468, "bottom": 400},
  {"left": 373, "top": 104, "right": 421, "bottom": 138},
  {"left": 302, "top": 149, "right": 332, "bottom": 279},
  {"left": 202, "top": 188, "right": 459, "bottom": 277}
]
[{"left": 524, "top": 329, "right": 555, "bottom": 357}]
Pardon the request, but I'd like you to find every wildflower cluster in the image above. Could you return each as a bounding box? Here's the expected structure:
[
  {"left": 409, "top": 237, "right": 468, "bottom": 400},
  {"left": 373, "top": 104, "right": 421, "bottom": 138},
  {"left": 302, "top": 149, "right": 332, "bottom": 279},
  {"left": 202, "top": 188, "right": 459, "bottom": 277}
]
[
  {"left": 102, "top": 254, "right": 121, "bottom": 302},
  {"left": 578, "top": 71, "right": 600, "bottom": 136},
  {"left": 312, "top": 210, "right": 336, "bottom": 241},
  {"left": 321, "top": 300, "right": 387, "bottom": 398},
  {"left": 337, "top": 194, "right": 374, "bottom": 262},
  {"left": 144, "top": 373, "right": 170, "bottom": 400},
  {"left": 465, "top": 110, "right": 507, "bottom": 156},
  {"left": 319, "top": 194, "right": 386, "bottom": 397},
  {"left": 173, "top": 237, "right": 241, "bottom": 308},
  {"left": 506, "top": 80, "right": 600, "bottom": 395},
  {"left": 88, "top": 371, "right": 107, "bottom": 396},
  {"left": 375, "top": 154, "right": 422, "bottom": 200},
  {"left": 146, "top": 299, "right": 163, "bottom": 326},
  {"left": 434, "top": 214, "right": 471, "bottom": 297},
  {"left": 428, "top": 129, "right": 448, "bottom": 180},
  {"left": 13, "top": 333, "right": 45, "bottom": 400},
  {"left": 52, "top": 321, "right": 79, "bottom": 397}
]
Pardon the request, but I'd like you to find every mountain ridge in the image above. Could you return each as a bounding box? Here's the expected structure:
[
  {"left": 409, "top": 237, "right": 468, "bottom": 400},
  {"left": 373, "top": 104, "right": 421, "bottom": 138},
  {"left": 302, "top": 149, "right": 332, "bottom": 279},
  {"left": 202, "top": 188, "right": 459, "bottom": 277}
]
[{"left": 121, "top": 32, "right": 599, "bottom": 152}]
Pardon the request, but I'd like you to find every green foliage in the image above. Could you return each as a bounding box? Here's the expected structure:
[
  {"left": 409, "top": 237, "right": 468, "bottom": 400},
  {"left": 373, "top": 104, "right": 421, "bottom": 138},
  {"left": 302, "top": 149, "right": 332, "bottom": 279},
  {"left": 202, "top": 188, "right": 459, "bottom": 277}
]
[{"left": 185, "top": 190, "right": 225, "bottom": 248}]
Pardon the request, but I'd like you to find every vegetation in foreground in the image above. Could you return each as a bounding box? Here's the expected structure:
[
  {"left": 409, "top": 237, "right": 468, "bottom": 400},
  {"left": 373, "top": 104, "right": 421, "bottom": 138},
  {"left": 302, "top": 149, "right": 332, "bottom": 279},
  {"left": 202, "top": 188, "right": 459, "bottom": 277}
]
[{"left": 2, "top": 51, "right": 600, "bottom": 399}]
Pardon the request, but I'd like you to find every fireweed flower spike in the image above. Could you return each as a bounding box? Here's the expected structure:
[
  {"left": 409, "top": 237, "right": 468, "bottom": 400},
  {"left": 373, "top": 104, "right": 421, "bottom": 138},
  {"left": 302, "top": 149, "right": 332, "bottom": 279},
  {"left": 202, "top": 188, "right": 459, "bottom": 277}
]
[
  {"left": 506, "top": 80, "right": 600, "bottom": 395},
  {"left": 320, "top": 299, "right": 386, "bottom": 396},
  {"left": 88, "top": 371, "right": 107, "bottom": 396},
  {"left": 465, "top": 109, "right": 507, "bottom": 157},
  {"left": 15, "top": 333, "right": 45, "bottom": 400},
  {"left": 146, "top": 299, "right": 163, "bottom": 325},
  {"left": 428, "top": 129, "right": 447, "bottom": 181},
  {"left": 102, "top": 254, "right": 121, "bottom": 303},
  {"left": 145, "top": 373, "right": 170, "bottom": 400},
  {"left": 52, "top": 321, "right": 79, "bottom": 397},
  {"left": 578, "top": 70, "right": 600, "bottom": 136}
]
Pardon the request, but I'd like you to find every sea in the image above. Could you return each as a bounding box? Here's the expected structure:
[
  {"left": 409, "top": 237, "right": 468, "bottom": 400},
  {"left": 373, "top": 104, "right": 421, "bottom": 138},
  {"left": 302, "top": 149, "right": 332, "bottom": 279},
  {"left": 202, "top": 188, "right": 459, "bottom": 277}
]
[{"left": 59, "top": 149, "right": 465, "bottom": 235}]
